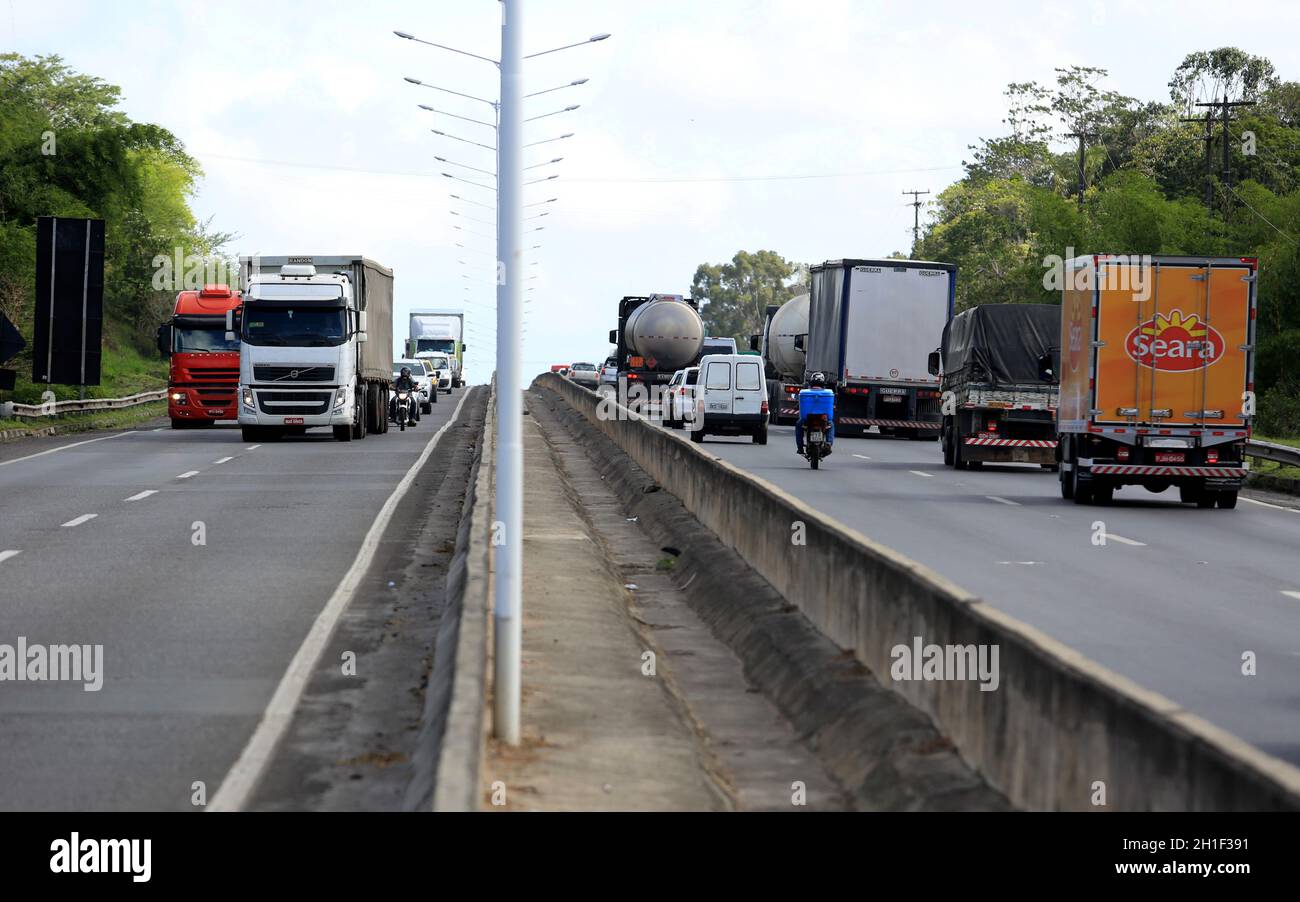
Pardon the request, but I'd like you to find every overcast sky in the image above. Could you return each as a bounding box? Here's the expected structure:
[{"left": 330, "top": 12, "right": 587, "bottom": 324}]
[{"left": 6, "top": 0, "right": 1296, "bottom": 383}]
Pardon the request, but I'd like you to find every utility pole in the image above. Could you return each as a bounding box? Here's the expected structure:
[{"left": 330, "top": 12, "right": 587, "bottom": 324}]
[
  {"left": 902, "top": 189, "right": 929, "bottom": 258},
  {"left": 1063, "top": 123, "right": 1098, "bottom": 211},
  {"left": 1180, "top": 108, "right": 1216, "bottom": 212},
  {"left": 1196, "top": 95, "right": 1257, "bottom": 212}
]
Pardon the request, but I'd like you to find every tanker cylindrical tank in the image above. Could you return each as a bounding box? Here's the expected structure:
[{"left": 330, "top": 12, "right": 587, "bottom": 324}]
[
  {"left": 767, "top": 293, "right": 809, "bottom": 381},
  {"left": 623, "top": 298, "right": 704, "bottom": 373}
]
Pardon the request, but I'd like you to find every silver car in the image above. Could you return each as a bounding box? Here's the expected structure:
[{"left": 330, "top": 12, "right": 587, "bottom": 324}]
[{"left": 569, "top": 362, "right": 601, "bottom": 389}]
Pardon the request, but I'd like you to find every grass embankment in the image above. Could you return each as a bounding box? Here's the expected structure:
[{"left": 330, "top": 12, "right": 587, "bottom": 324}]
[
  {"left": 1252, "top": 435, "right": 1300, "bottom": 481},
  {"left": 0, "top": 317, "right": 167, "bottom": 436}
]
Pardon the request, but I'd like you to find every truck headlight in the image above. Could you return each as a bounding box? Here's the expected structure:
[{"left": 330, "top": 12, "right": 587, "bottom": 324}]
[
  {"left": 171, "top": 392, "right": 187, "bottom": 406},
  {"left": 241, "top": 388, "right": 255, "bottom": 409},
  {"left": 334, "top": 387, "right": 348, "bottom": 409}
]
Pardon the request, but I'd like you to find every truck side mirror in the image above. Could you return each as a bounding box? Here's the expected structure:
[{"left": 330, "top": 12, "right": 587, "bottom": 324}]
[
  {"left": 793, "top": 334, "right": 806, "bottom": 352},
  {"left": 608, "top": 329, "right": 617, "bottom": 345},
  {"left": 927, "top": 350, "right": 941, "bottom": 377},
  {"left": 461, "top": 343, "right": 467, "bottom": 352},
  {"left": 748, "top": 335, "right": 760, "bottom": 352},
  {"left": 1037, "top": 352, "right": 1055, "bottom": 383},
  {"left": 357, "top": 311, "right": 368, "bottom": 336},
  {"left": 156, "top": 324, "right": 171, "bottom": 358},
  {"left": 224, "top": 310, "right": 235, "bottom": 342}
]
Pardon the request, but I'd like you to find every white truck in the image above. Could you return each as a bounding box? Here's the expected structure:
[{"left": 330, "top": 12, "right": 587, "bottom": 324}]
[
  {"left": 805, "top": 259, "right": 955, "bottom": 439},
  {"left": 235, "top": 255, "right": 394, "bottom": 443},
  {"left": 408, "top": 309, "right": 465, "bottom": 388}
]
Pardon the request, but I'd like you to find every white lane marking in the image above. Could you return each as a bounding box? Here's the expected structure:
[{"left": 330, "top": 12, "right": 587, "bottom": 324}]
[
  {"left": 124, "top": 490, "right": 157, "bottom": 502},
  {"left": 152, "top": 427, "right": 165, "bottom": 432},
  {"left": 998, "top": 561, "right": 1040, "bottom": 566},
  {"left": 1107, "top": 533, "right": 1146, "bottom": 547},
  {"left": 1241, "top": 497, "right": 1299, "bottom": 513},
  {"left": 177, "top": 470, "right": 200, "bottom": 480},
  {"left": 1282, "top": 591, "right": 1300, "bottom": 602},
  {"left": 0, "top": 431, "right": 131, "bottom": 469},
  {"left": 246, "top": 445, "right": 262, "bottom": 451},
  {"left": 853, "top": 454, "right": 872, "bottom": 461},
  {"left": 909, "top": 470, "right": 933, "bottom": 478},
  {"left": 61, "top": 514, "right": 97, "bottom": 528},
  {"left": 211, "top": 388, "right": 472, "bottom": 812},
  {"left": 0, "top": 550, "right": 21, "bottom": 564},
  {"left": 214, "top": 457, "right": 234, "bottom": 465},
  {"left": 986, "top": 495, "right": 1020, "bottom": 506}
]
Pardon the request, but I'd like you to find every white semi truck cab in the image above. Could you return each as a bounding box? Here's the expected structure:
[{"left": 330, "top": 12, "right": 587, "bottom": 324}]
[{"left": 235, "top": 256, "right": 395, "bottom": 443}]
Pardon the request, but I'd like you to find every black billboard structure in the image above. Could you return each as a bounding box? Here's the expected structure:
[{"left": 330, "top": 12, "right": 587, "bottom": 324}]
[{"left": 32, "top": 216, "right": 105, "bottom": 387}]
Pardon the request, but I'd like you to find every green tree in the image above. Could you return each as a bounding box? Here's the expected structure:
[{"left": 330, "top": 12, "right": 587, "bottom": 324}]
[{"left": 692, "top": 250, "right": 804, "bottom": 343}]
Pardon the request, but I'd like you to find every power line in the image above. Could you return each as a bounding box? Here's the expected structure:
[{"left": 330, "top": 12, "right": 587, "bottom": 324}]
[{"left": 195, "top": 151, "right": 961, "bottom": 185}]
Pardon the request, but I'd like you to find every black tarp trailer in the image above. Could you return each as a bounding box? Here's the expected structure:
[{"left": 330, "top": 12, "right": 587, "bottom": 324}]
[{"left": 935, "top": 303, "right": 1060, "bottom": 470}]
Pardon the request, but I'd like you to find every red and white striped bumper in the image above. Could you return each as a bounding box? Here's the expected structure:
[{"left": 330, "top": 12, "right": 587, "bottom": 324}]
[
  {"left": 840, "top": 418, "right": 940, "bottom": 429},
  {"left": 963, "top": 438, "right": 1057, "bottom": 448},
  {"left": 1089, "top": 465, "right": 1247, "bottom": 478}
]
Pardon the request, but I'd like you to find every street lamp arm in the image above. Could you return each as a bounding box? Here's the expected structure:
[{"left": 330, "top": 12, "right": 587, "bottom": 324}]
[
  {"left": 523, "top": 33, "right": 611, "bottom": 60},
  {"left": 404, "top": 77, "right": 498, "bottom": 108},
  {"left": 394, "top": 30, "right": 500, "bottom": 67},
  {"left": 419, "top": 105, "right": 497, "bottom": 129}
]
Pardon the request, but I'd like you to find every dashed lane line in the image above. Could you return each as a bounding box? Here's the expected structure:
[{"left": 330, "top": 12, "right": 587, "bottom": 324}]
[
  {"left": 61, "top": 514, "right": 97, "bottom": 528},
  {"left": 177, "top": 471, "right": 200, "bottom": 480},
  {"left": 1107, "top": 533, "right": 1147, "bottom": 547},
  {"left": 0, "top": 550, "right": 21, "bottom": 565},
  {"left": 124, "top": 490, "right": 158, "bottom": 502},
  {"left": 986, "top": 495, "right": 1020, "bottom": 506}
]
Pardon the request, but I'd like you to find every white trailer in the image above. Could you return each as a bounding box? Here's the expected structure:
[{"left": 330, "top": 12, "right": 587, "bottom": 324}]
[{"left": 805, "top": 259, "right": 955, "bottom": 438}]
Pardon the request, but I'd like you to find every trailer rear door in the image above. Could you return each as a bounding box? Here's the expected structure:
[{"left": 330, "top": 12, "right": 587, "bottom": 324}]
[{"left": 1095, "top": 258, "right": 1251, "bottom": 428}]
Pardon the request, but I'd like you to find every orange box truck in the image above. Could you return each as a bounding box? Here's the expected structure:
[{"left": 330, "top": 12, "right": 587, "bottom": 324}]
[
  {"left": 1055, "top": 254, "right": 1258, "bottom": 509},
  {"left": 1055, "top": 254, "right": 1255, "bottom": 508}
]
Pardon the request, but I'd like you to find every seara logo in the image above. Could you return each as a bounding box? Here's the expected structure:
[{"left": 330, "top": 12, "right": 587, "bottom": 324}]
[{"left": 1125, "top": 310, "right": 1225, "bottom": 371}]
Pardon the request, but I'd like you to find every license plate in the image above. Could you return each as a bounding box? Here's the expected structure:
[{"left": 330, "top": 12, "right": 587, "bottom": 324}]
[
  {"left": 881, "top": 395, "right": 903, "bottom": 403},
  {"left": 708, "top": 401, "right": 728, "bottom": 411},
  {"left": 210, "top": 410, "right": 224, "bottom": 416},
  {"left": 1154, "top": 452, "right": 1184, "bottom": 463},
  {"left": 879, "top": 388, "right": 907, "bottom": 395},
  {"left": 809, "top": 431, "right": 824, "bottom": 442},
  {"left": 284, "top": 417, "right": 305, "bottom": 425}
]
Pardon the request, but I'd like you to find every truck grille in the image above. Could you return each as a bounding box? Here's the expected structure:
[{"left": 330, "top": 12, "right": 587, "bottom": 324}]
[
  {"left": 187, "top": 367, "right": 239, "bottom": 380},
  {"left": 256, "top": 390, "right": 332, "bottom": 416},
  {"left": 253, "top": 365, "right": 336, "bottom": 383}
]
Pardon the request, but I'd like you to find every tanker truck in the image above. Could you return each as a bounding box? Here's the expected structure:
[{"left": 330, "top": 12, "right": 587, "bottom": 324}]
[
  {"left": 749, "top": 293, "right": 808, "bottom": 425},
  {"left": 608, "top": 294, "right": 704, "bottom": 401}
]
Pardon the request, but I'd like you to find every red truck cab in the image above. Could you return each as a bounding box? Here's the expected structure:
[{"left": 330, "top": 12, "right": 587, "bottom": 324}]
[{"left": 157, "top": 285, "right": 242, "bottom": 428}]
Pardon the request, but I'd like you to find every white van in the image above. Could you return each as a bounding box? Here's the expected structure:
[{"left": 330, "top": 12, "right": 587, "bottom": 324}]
[{"left": 691, "top": 354, "right": 769, "bottom": 445}]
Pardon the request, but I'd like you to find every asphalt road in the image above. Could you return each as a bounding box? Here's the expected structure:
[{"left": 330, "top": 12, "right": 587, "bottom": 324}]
[
  {"left": 0, "top": 391, "right": 472, "bottom": 810},
  {"left": 681, "top": 424, "right": 1300, "bottom": 765}
]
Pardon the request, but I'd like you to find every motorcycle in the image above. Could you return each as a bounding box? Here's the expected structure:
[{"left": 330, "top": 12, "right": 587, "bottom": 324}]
[
  {"left": 804, "top": 413, "right": 831, "bottom": 469},
  {"left": 394, "top": 389, "right": 414, "bottom": 431}
]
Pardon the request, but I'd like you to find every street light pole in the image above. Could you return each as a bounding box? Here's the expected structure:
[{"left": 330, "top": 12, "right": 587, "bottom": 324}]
[{"left": 494, "top": 0, "right": 524, "bottom": 745}]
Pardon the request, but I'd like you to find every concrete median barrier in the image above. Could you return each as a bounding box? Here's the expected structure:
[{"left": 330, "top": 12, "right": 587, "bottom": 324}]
[{"left": 536, "top": 372, "right": 1300, "bottom": 811}]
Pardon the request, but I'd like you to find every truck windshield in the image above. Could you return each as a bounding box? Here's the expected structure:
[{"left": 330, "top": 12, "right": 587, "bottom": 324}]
[
  {"left": 173, "top": 328, "right": 239, "bottom": 353},
  {"left": 416, "top": 339, "right": 456, "bottom": 354},
  {"left": 242, "top": 306, "right": 346, "bottom": 347}
]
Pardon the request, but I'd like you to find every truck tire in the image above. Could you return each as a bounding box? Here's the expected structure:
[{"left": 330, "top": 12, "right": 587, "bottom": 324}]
[
  {"left": 1196, "top": 492, "right": 1216, "bottom": 509},
  {"left": 942, "top": 426, "right": 954, "bottom": 467},
  {"left": 241, "top": 426, "right": 260, "bottom": 443},
  {"left": 1093, "top": 483, "right": 1114, "bottom": 505},
  {"left": 1179, "top": 485, "right": 1199, "bottom": 504},
  {"left": 1217, "top": 491, "right": 1238, "bottom": 509},
  {"left": 1059, "top": 465, "right": 1074, "bottom": 499},
  {"left": 351, "top": 387, "right": 366, "bottom": 440},
  {"left": 334, "top": 424, "right": 352, "bottom": 442},
  {"left": 1072, "top": 462, "right": 1094, "bottom": 505},
  {"left": 379, "top": 389, "right": 390, "bottom": 433},
  {"left": 953, "top": 435, "right": 968, "bottom": 470},
  {"left": 690, "top": 428, "right": 706, "bottom": 444},
  {"left": 367, "top": 384, "right": 384, "bottom": 435}
]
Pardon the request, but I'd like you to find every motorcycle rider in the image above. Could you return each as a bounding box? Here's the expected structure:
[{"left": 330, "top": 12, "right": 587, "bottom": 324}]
[
  {"left": 795, "top": 372, "right": 835, "bottom": 457},
  {"left": 390, "top": 366, "right": 418, "bottom": 426}
]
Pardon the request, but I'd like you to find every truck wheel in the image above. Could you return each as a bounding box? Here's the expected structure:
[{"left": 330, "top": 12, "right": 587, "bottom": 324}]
[
  {"left": 1179, "top": 485, "right": 1199, "bottom": 504},
  {"left": 1093, "top": 483, "right": 1114, "bottom": 505},
  {"left": 942, "top": 427, "right": 954, "bottom": 466},
  {"left": 1072, "top": 464, "right": 1094, "bottom": 505},
  {"left": 690, "top": 428, "right": 706, "bottom": 444},
  {"left": 1059, "top": 465, "right": 1074, "bottom": 499},
  {"left": 1196, "top": 492, "right": 1216, "bottom": 509},
  {"left": 953, "top": 437, "right": 968, "bottom": 471},
  {"left": 333, "top": 424, "right": 352, "bottom": 442},
  {"left": 1217, "top": 491, "right": 1239, "bottom": 509},
  {"left": 241, "top": 426, "right": 260, "bottom": 443},
  {"left": 351, "top": 388, "right": 366, "bottom": 440}
]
